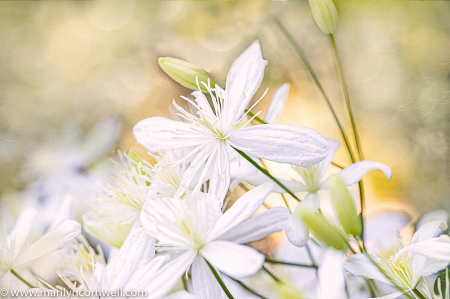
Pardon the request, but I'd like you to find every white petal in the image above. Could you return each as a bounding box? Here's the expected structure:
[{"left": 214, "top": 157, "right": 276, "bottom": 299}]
[
  {"left": 14, "top": 220, "right": 81, "bottom": 267},
  {"left": 47, "top": 194, "right": 73, "bottom": 232},
  {"left": 317, "top": 138, "right": 341, "bottom": 180},
  {"left": 219, "top": 207, "right": 290, "bottom": 244},
  {"left": 395, "top": 238, "right": 450, "bottom": 277},
  {"left": 207, "top": 182, "right": 273, "bottom": 241},
  {"left": 318, "top": 250, "right": 346, "bottom": 299},
  {"left": 229, "top": 154, "right": 259, "bottom": 180},
  {"left": 207, "top": 144, "right": 230, "bottom": 201},
  {"left": 412, "top": 220, "right": 447, "bottom": 244},
  {"left": 344, "top": 254, "right": 391, "bottom": 285},
  {"left": 417, "top": 210, "right": 449, "bottom": 230},
  {"left": 233, "top": 173, "right": 306, "bottom": 193},
  {"left": 324, "top": 160, "right": 392, "bottom": 187},
  {"left": 285, "top": 211, "right": 310, "bottom": 247},
  {"left": 9, "top": 208, "right": 37, "bottom": 261},
  {"left": 363, "top": 291, "right": 405, "bottom": 299},
  {"left": 201, "top": 241, "right": 265, "bottom": 278},
  {"left": 127, "top": 255, "right": 170, "bottom": 290},
  {"left": 132, "top": 116, "right": 193, "bottom": 152},
  {"left": 225, "top": 40, "right": 267, "bottom": 119},
  {"left": 191, "top": 256, "right": 228, "bottom": 299},
  {"left": 105, "top": 228, "right": 155, "bottom": 289},
  {"left": 229, "top": 124, "right": 329, "bottom": 167},
  {"left": 146, "top": 251, "right": 197, "bottom": 299},
  {"left": 263, "top": 83, "right": 289, "bottom": 124}
]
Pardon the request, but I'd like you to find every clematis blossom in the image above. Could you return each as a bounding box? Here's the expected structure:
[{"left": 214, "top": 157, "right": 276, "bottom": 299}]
[
  {"left": 140, "top": 182, "right": 290, "bottom": 299},
  {"left": 344, "top": 220, "right": 449, "bottom": 299},
  {"left": 234, "top": 138, "right": 392, "bottom": 247},
  {"left": 0, "top": 208, "right": 81, "bottom": 288},
  {"left": 133, "top": 41, "right": 329, "bottom": 200}
]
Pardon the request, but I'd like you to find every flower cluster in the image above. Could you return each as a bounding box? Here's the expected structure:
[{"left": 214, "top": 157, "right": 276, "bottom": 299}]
[{"left": 4, "top": 9, "right": 450, "bottom": 299}]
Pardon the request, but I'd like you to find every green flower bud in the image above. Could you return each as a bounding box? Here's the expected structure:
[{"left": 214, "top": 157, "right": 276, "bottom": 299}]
[
  {"left": 308, "top": 0, "right": 338, "bottom": 34},
  {"left": 127, "top": 150, "right": 142, "bottom": 164},
  {"left": 158, "top": 57, "right": 215, "bottom": 93},
  {"left": 329, "top": 174, "right": 361, "bottom": 237},
  {"left": 297, "top": 209, "right": 346, "bottom": 251}
]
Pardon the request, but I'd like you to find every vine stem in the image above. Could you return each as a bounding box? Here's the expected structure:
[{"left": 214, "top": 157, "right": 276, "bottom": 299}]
[
  {"left": 233, "top": 147, "right": 301, "bottom": 201},
  {"left": 11, "top": 269, "right": 36, "bottom": 288},
  {"left": 329, "top": 33, "right": 367, "bottom": 242},
  {"left": 270, "top": 16, "right": 357, "bottom": 164},
  {"left": 205, "top": 259, "right": 234, "bottom": 299},
  {"left": 265, "top": 258, "right": 317, "bottom": 269},
  {"left": 226, "top": 276, "right": 269, "bottom": 299}
]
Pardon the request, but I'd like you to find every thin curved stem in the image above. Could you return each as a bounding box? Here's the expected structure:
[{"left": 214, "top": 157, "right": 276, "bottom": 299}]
[
  {"left": 233, "top": 148, "right": 301, "bottom": 201},
  {"left": 245, "top": 109, "right": 267, "bottom": 124},
  {"left": 270, "top": 16, "right": 357, "bottom": 164},
  {"left": 226, "top": 276, "right": 268, "bottom": 299},
  {"left": 205, "top": 259, "right": 234, "bottom": 299},
  {"left": 262, "top": 266, "right": 280, "bottom": 282},
  {"left": 11, "top": 269, "right": 35, "bottom": 288},
  {"left": 265, "top": 258, "right": 317, "bottom": 269}
]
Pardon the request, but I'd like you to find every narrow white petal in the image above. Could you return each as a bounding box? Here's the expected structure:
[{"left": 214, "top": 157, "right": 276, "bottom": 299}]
[
  {"left": 105, "top": 228, "right": 155, "bottom": 289},
  {"left": 219, "top": 207, "right": 290, "bottom": 244},
  {"left": 47, "top": 194, "right": 73, "bottom": 232},
  {"left": 201, "top": 241, "right": 265, "bottom": 278},
  {"left": 207, "top": 182, "right": 273, "bottom": 242},
  {"left": 363, "top": 291, "right": 405, "bottom": 299},
  {"left": 127, "top": 255, "right": 170, "bottom": 290},
  {"left": 14, "top": 220, "right": 81, "bottom": 267},
  {"left": 285, "top": 212, "right": 310, "bottom": 247},
  {"left": 411, "top": 220, "right": 447, "bottom": 244},
  {"left": 225, "top": 40, "right": 267, "bottom": 119},
  {"left": 263, "top": 83, "right": 289, "bottom": 124},
  {"left": 164, "top": 291, "right": 198, "bottom": 299},
  {"left": 9, "top": 208, "right": 37, "bottom": 261},
  {"left": 146, "top": 251, "right": 197, "bottom": 299},
  {"left": 344, "top": 254, "right": 391, "bottom": 285},
  {"left": 208, "top": 145, "right": 230, "bottom": 201},
  {"left": 229, "top": 124, "right": 329, "bottom": 167},
  {"left": 324, "top": 160, "right": 392, "bottom": 188},
  {"left": 317, "top": 138, "right": 341, "bottom": 180},
  {"left": 318, "top": 250, "right": 346, "bottom": 299},
  {"left": 191, "top": 256, "right": 228, "bottom": 299},
  {"left": 132, "top": 116, "right": 193, "bottom": 152}
]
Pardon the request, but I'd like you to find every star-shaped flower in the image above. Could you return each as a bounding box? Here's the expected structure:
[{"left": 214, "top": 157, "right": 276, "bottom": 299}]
[{"left": 133, "top": 41, "right": 329, "bottom": 200}]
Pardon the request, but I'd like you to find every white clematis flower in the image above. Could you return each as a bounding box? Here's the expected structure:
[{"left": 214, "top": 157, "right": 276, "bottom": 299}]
[
  {"left": 83, "top": 150, "right": 195, "bottom": 248},
  {"left": 140, "top": 182, "right": 290, "bottom": 299},
  {"left": 133, "top": 41, "right": 329, "bottom": 200},
  {"left": 235, "top": 138, "right": 392, "bottom": 247},
  {"left": 0, "top": 208, "right": 81, "bottom": 288},
  {"left": 345, "top": 220, "right": 449, "bottom": 299}
]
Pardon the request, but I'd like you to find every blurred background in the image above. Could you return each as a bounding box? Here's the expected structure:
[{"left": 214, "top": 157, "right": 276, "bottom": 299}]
[{"left": 1, "top": 1, "right": 450, "bottom": 219}]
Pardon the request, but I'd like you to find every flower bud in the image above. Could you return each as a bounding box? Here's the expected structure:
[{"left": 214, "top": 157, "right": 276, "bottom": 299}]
[
  {"left": 308, "top": 0, "right": 338, "bottom": 34},
  {"left": 329, "top": 174, "right": 361, "bottom": 236},
  {"left": 296, "top": 208, "right": 346, "bottom": 251},
  {"left": 158, "top": 57, "right": 215, "bottom": 93},
  {"left": 127, "top": 150, "right": 142, "bottom": 164}
]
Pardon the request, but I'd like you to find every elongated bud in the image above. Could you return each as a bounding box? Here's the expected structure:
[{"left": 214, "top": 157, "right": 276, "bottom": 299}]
[
  {"left": 158, "top": 57, "right": 215, "bottom": 93},
  {"left": 308, "top": 0, "right": 338, "bottom": 34},
  {"left": 127, "top": 150, "right": 142, "bottom": 164},
  {"left": 296, "top": 209, "right": 346, "bottom": 251},
  {"left": 329, "top": 174, "right": 361, "bottom": 236}
]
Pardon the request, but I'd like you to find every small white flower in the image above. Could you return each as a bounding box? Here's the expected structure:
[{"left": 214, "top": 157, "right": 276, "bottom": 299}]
[
  {"left": 0, "top": 208, "right": 81, "bottom": 288},
  {"left": 83, "top": 150, "right": 194, "bottom": 247},
  {"left": 345, "top": 220, "right": 450, "bottom": 299},
  {"left": 140, "top": 183, "right": 290, "bottom": 299},
  {"left": 234, "top": 138, "right": 392, "bottom": 247},
  {"left": 133, "top": 41, "right": 329, "bottom": 200}
]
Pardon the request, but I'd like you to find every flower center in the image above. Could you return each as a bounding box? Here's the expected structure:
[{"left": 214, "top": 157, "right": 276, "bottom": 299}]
[
  {"left": 294, "top": 166, "right": 321, "bottom": 193},
  {"left": 377, "top": 240, "right": 415, "bottom": 290}
]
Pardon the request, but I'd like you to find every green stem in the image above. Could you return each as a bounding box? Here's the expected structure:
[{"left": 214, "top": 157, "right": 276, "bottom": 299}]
[
  {"left": 226, "top": 276, "right": 268, "bottom": 299},
  {"left": 265, "top": 258, "right": 317, "bottom": 269},
  {"left": 305, "top": 244, "right": 318, "bottom": 270},
  {"left": 205, "top": 259, "right": 234, "bottom": 299},
  {"left": 233, "top": 147, "right": 301, "bottom": 201},
  {"left": 270, "top": 16, "right": 357, "bottom": 164},
  {"left": 262, "top": 266, "right": 280, "bottom": 282},
  {"left": 280, "top": 194, "right": 291, "bottom": 212},
  {"left": 245, "top": 109, "right": 268, "bottom": 124},
  {"left": 11, "top": 269, "right": 35, "bottom": 288},
  {"left": 329, "top": 34, "right": 363, "bottom": 161},
  {"left": 412, "top": 289, "right": 427, "bottom": 299}
]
